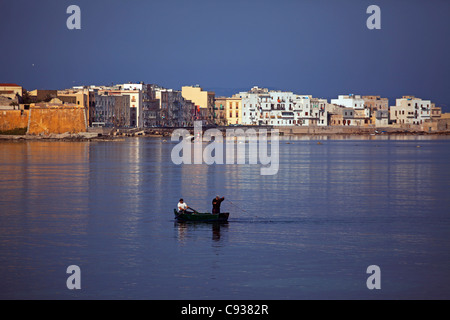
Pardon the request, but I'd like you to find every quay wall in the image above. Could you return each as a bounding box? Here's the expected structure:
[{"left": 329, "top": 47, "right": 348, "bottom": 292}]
[
  {"left": 0, "top": 110, "right": 29, "bottom": 131},
  {"left": 27, "top": 106, "right": 87, "bottom": 135},
  {"left": 0, "top": 106, "right": 87, "bottom": 135}
]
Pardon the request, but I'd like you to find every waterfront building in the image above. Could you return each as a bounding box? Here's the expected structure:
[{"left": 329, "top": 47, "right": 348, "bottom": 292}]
[
  {"left": 240, "top": 87, "right": 295, "bottom": 126},
  {"left": 390, "top": 96, "right": 440, "bottom": 126},
  {"left": 142, "top": 84, "right": 161, "bottom": 128},
  {"left": 431, "top": 106, "right": 442, "bottom": 119},
  {"left": 214, "top": 97, "right": 228, "bottom": 126},
  {"left": 94, "top": 93, "right": 130, "bottom": 127},
  {"left": 214, "top": 95, "right": 242, "bottom": 126},
  {"left": 239, "top": 86, "right": 327, "bottom": 126},
  {"left": 374, "top": 110, "right": 389, "bottom": 127},
  {"left": 117, "top": 84, "right": 144, "bottom": 128},
  {"left": 330, "top": 94, "right": 375, "bottom": 126},
  {"left": 363, "top": 95, "right": 389, "bottom": 125},
  {"left": 96, "top": 82, "right": 164, "bottom": 128},
  {"left": 305, "top": 97, "right": 327, "bottom": 126},
  {"left": 240, "top": 87, "right": 264, "bottom": 125},
  {"left": 155, "top": 87, "right": 196, "bottom": 127},
  {"left": 181, "top": 85, "right": 215, "bottom": 125},
  {"left": 226, "top": 95, "right": 242, "bottom": 125},
  {"left": 88, "top": 83, "right": 162, "bottom": 128},
  {"left": 28, "top": 90, "right": 58, "bottom": 102},
  {"left": 363, "top": 95, "right": 388, "bottom": 112},
  {"left": 96, "top": 86, "right": 141, "bottom": 127},
  {"left": 0, "top": 83, "right": 23, "bottom": 100},
  {"left": 331, "top": 94, "right": 365, "bottom": 109},
  {"left": 327, "top": 104, "right": 355, "bottom": 126},
  {"left": 353, "top": 108, "right": 372, "bottom": 126},
  {"left": 318, "top": 107, "right": 329, "bottom": 126}
]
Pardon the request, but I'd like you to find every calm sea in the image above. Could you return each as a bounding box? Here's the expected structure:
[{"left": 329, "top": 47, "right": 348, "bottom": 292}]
[{"left": 1, "top": 135, "right": 450, "bottom": 300}]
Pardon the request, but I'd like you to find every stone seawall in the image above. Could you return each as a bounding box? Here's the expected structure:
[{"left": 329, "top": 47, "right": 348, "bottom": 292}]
[
  {"left": 0, "top": 105, "right": 87, "bottom": 135},
  {"left": 0, "top": 110, "right": 29, "bottom": 131},
  {"left": 27, "top": 106, "right": 87, "bottom": 135},
  {"left": 277, "top": 126, "right": 376, "bottom": 135}
]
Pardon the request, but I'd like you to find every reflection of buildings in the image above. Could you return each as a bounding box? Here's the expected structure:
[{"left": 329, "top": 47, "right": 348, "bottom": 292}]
[
  {"left": 180, "top": 162, "right": 211, "bottom": 210},
  {"left": 0, "top": 141, "right": 90, "bottom": 234},
  {"left": 88, "top": 138, "right": 144, "bottom": 234}
]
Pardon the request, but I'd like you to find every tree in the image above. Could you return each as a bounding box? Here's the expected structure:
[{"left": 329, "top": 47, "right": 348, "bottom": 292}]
[{"left": 9, "top": 101, "right": 19, "bottom": 110}]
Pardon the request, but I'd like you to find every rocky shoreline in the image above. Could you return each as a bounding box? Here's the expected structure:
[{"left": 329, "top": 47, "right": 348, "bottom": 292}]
[
  {"left": 0, "top": 132, "right": 120, "bottom": 142},
  {"left": 1, "top": 127, "right": 449, "bottom": 142}
]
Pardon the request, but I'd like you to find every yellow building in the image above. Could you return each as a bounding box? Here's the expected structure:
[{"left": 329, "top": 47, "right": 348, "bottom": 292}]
[
  {"left": 0, "top": 83, "right": 23, "bottom": 99},
  {"left": 181, "top": 86, "right": 215, "bottom": 124},
  {"left": 225, "top": 95, "right": 242, "bottom": 125},
  {"left": 213, "top": 95, "right": 242, "bottom": 125}
]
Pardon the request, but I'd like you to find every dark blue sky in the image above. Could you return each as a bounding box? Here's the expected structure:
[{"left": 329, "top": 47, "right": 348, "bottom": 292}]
[{"left": 1, "top": 0, "right": 449, "bottom": 109}]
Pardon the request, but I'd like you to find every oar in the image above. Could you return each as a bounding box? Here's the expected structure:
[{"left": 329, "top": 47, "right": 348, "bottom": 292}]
[{"left": 186, "top": 207, "right": 199, "bottom": 214}]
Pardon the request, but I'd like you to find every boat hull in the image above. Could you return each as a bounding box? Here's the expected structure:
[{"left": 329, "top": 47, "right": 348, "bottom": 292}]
[{"left": 174, "top": 209, "right": 229, "bottom": 222}]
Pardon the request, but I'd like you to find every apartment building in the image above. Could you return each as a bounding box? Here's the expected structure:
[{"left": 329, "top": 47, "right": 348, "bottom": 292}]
[
  {"left": 155, "top": 88, "right": 196, "bottom": 127},
  {"left": 181, "top": 85, "right": 215, "bottom": 125},
  {"left": 239, "top": 87, "right": 328, "bottom": 126},
  {"left": 0, "top": 83, "right": 23, "bottom": 100},
  {"left": 94, "top": 93, "right": 130, "bottom": 127},
  {"left": 390, "top": 96, "right": 439, "bottom": 126}
]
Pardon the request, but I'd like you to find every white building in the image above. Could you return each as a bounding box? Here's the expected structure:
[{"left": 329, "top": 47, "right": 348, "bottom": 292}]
[
  {"left": 331, "top": 94, "right": 365, "bottom": 109},
  {"left": 240, "top": 87, "right": 327, "bottom": 126},
  {"left": 390, "top": 96, "right": 434, "bottom": 126}
]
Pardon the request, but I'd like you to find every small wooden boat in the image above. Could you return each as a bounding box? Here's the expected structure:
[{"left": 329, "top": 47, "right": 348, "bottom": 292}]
[{"left": 174, "top": 209, "right": 229, "bottom": 223}]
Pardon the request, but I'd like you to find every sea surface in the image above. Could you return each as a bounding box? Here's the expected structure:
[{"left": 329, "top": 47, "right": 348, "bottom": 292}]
[{"left": 1, "top": 135, "right": 450, "bottom": 300}]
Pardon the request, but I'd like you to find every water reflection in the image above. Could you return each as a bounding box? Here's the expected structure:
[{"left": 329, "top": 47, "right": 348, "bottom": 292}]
[
  {"left": 0, "top": 141, "right": 90, "bottom": 231},
  {"left": 283, "top": 134, "right": 450, "bottom": 141},
  {"left": 1, "top": 136, "right": 450, "bottom": 299},
  {"left": 175, "top": 222, "right": 228, "bottom": 245}
]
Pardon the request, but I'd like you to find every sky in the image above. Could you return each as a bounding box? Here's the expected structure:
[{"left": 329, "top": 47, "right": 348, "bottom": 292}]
[{"left": 0, "top": 0, "right": 449, "bottom": 109}]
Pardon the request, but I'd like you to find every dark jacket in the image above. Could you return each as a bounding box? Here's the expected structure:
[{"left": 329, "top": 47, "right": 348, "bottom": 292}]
[{"left": 212, "top": 197, "right": 224, "bottom": 214}]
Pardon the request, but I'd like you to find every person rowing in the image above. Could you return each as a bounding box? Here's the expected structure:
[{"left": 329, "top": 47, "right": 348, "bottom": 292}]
[{"left": 177, "top": 198, "right": 190, "bottom": 214}]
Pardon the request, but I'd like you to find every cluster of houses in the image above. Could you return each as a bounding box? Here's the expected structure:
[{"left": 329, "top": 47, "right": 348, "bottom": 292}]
[
  {"left": 1, "top": 82, "right": 449, "bottom": 133},
  {"left": 215, "top": 86, "right": 446, "bottom": 131}
]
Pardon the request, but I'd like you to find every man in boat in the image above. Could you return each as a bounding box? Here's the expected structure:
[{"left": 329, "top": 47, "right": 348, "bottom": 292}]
[
  {"left": 177, "top": 198, "right": 189, "bottom": 213},
  {"left": 212, "top": 196, "right": 225, "bottom": 214}
]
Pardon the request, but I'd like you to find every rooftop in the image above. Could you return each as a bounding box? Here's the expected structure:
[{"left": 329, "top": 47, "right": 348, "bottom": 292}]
[{"left": 0, "top": 83, "right": 21, "bottom": 87}]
